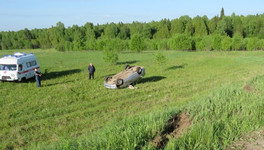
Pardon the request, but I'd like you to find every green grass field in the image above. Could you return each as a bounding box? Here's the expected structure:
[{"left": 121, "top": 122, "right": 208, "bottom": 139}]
[{"left": 1, "top": 49, "right": 264, "bottom": 149}]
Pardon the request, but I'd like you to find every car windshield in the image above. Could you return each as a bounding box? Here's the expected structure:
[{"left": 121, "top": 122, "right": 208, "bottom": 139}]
[{"left": 0, "top": 64, "right": 17, "bottom": 71}]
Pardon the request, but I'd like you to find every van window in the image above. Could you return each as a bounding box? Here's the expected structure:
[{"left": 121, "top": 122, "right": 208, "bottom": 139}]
[
  {"left": 26, "top": 62, "right": 31, "bottom": 67},
  {"left": 18, "top": 64, "right": 23, "bottom": 71},
  {"left": 26, "top": 61, "right": 37, "bottom": 68},
  {"left": 0, "top": 64, "right": 17, "bottom": 71},
  {"left": 30, "top": 61, "right": 37, "bottom": 66}
]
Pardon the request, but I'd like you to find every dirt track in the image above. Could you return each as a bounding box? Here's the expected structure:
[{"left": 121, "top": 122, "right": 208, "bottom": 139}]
[
  {"left": 152, "top": 112, "right": 191, "bottom": 149},
  {"left": 225, "top": 131, "right": 264, "bottom": 150}
]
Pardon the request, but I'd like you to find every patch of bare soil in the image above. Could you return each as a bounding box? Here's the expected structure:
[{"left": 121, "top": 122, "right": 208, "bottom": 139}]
[
  {"left": 152, "top": 112, "right": 191, "bottom": 149},
  {"left": 225, "top": 131, "right": 264, "bottom": 150},
  {"left": 243, "top": 85, "right": 255, "bottom": 92}
]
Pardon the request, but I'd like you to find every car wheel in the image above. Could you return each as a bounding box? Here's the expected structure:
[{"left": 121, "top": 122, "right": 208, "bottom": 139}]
[
  {"left": 104, "top": 76, "right": 111, "bottom": 82},
  {"left": 116, "top": 79, "right": 123, "bottom": 86},
  {"left": 125, "top": 64, "right": 130, "bottom": 70},
  {"left": 136, "top": 67, "right": 142, "bottom": 74}
]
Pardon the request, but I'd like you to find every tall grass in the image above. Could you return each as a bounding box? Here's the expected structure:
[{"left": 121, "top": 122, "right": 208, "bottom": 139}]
[
  {"left": 164, "top": 77, "right": 264, "bottom": 149},
  {"left": 39, "top": 75, "right": 264, "bottom": 149}
]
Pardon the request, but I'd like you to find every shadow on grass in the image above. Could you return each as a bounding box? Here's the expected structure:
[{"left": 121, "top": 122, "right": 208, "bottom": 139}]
[
  {"left": 100, "top": 73, "right": 116, "bottom": 79},
  {"left": 166, "top": 64, "right": 186, "bottom": 71},
  {"left": 44, "top": 80, "right": 74, "bottom": 87},
  {"left": 138, "top": 76, "right": 166, "bottom": 84},
  {"left": 16, "top": 78, "right": 35, "bottom": 83},
  {"left": 43, "top": 69, "right": 81, "bottom": 80},
  {"left": 117, "top": 60, "right": 138, "bottom": 65}
]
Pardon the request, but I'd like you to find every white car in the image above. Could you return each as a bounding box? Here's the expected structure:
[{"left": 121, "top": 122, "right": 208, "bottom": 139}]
[{"left": 104, "top": 65, "right": 145, "bottom": 89}]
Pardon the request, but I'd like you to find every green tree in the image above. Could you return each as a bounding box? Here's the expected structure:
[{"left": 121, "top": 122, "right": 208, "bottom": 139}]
[
  {"left": 84, "top": 22, "right": 97, "bottom": 50},
  {"left": 221, "top": 36, "right": 232, "bottom": 51},
  {"left": 102, "top": 23, "right": 118, "bottom": 39},
  {"left": 103, "top": 49, "right": 118, "bottom": 64},
  {"left": 231, "top": 13, "right": 243, "bottom": 37},
  {"left": 212, "top": 34, "right": 222, "bottom": 50},
  {"left": 242, "top": 15, "right": 258, "bottom": 37},
  {"left": 185, "top": 21, "right": 194, "bottom": 36},
  {"left": 48, "top": 22, "right": 65, "bottom": 49},
  {"left": 129, "top": 21, "right": 144, "bottom": 37},
  {"left": 31, "top": 39, "right": 40, "bottom": 49},
  {"left": 258, "top": 39, "right": 264, "bottom": 50},
  {"left": 216, "top": 16, "right": 232, "bottom": 36},
  {"left": 208, "top": 16, "right": 219, "bottom": 34},
  {"left": 232, "top": 34, "right": 244, "bottom": 50},
  {"left": 97, "top": 39, "right": 106, "bottom": 51},
  {"left": 246, "top": 38, "right": 259, "bottom": 51},
  {"left": 0, "top": 33, "right": 2, "bottom": 50},
  {"left": 193, "top": 16, "right": 208, "bottom": 37},
  {"left": 220, "top": 7, "right": 225, "bottom": 20},
  {"left": 117, "top": 23, "right": 130, "bottom": 40},
  {"left": 1, "top": 33, "right": 13, "bottom": 50},
  {"left": 154, "top": 51, "right": 167, "bottom": 66},
  {"left": 153, "top": 19, "right": 171, "bottom": 39},
  {"left": 142, "top": 24, "right": 152, "bottom": 39},
  {"left": 169, "top": 34, "right": 193, "bottom": 50},
  {"left": 35, "top": 30, "right": 51, "bottom": 49},
  {"left": 195, "top": 36, "right": 212, "bottom": 51},
  {"left": 171, "top": 18, "right": 185, "bottom": 35},
  {"left": 130, "top": 33, "right": 145, "bottom": 52}
]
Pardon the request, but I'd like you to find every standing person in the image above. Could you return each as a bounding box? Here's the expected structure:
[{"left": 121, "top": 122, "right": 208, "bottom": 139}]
[
  {"left": 34, "top": 68, "right": 42, "bottom": 87},
  {"left": 88, "top": 63, "right": 96, "bottom": 80}
]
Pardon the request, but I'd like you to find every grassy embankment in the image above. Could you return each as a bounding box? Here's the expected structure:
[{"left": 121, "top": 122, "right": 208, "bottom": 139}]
[{"left": 1, "top": 49, "right": 264, "bottom": 149}]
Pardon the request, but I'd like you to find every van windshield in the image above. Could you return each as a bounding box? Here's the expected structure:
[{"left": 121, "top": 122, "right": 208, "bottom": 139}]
[{"left": 0, "top": 64, "right": 17, "bottom": 71}]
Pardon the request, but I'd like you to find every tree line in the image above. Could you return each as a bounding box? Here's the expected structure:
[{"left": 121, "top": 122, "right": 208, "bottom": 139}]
[{"left": 1, "top": 8, "right": 264, "bottom": 52}]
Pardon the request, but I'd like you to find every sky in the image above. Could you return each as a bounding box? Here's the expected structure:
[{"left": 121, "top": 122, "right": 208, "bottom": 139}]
[{"left": 0, "top": 0, "right": 264, "bottom": 31}]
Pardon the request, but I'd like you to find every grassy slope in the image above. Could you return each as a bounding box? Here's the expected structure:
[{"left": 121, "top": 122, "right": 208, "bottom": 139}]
[{"left": 0, "top": 49, "right": 264, "bottom": 149}]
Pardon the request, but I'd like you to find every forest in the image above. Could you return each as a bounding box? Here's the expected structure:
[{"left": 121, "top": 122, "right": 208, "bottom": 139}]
[{"left": 1, "top": 8, "right": 264, "bottom": 52}]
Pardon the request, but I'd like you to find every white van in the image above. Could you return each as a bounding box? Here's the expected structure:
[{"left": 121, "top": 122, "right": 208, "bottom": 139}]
[{"left": 0, "top": 52, "right": 40, "bottom": 82}]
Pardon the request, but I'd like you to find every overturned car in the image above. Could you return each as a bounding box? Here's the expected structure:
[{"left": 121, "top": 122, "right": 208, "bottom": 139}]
[{"left": 104, "top": 65, "right": 145, "bottom": 89}]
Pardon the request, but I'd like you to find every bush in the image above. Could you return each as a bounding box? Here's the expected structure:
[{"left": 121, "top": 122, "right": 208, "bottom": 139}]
[
  {"left": 169, "top": 34, "right": 193, "bottom": 50},
  {"left": 56, "top": 44, "right": 65, "bottom": 52},
  {"left": 148, "top": 39, "right": 158, "bottom": 50},
  {"left": 97, "top": 39, "right": 106, "bottom": 51},
  {"left": 148, "top": 39, "right": 170, "bottom": 50},
  {"left": 232, "top": 35, "right": 244, "bottom": 50},
  {"left": 257, "top": 39, "right": 264, "bottom": 50},
  {"left": 130, "top": 34, "right": 146, "bottom": 53},
  {"left": 157, "top": 39, "right": 170, "bottom": 50},
  {"left": 154, "top": 51, "right": 167, "bottom": 65},
  {"left": 103, "top": 49, "right": 118, "bottom": 64},
  {"left": 85, "top": 39, "right": 97, "bottom": 50},
  {"left": 64, "top": 41, "right": 73, "bottom": 51},
  {"left": 195, "top": 36, "right": 213, "bottom": 51},
  {"left": 212, "top": 34, "right": 222, "bottom": 50},
  {"left": 246, "top": 38, "right": 259, "bottom": 51},
  {"left": 55, "top": 41, "right": 66, "bottom": 52},
  {"left": 221, "top": 36, "right": 232, "bottom": 51}
]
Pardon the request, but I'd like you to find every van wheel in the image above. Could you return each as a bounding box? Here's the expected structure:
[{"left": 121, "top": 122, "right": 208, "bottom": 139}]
[
  {"left": 116, "top": 79, "right": 123, "bottom": 86},
  {"left": 21, "top": 78, "right": 26, "bottom": 82},
  {"left": 136, "top": 67, "right": 142, "bottom": 74}
]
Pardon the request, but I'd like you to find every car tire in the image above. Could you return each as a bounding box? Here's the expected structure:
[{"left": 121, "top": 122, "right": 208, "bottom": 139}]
[
  {"left": 116, "top": 79, "right": 123, "bottom": 86},
  {"left": 125, "top": 64, "right": 130, "bottom": 70},
  {"left": 105, "top": 76, "right": 111, "bottom": 82},
  {"left": 136, "top": 67, "right": 142, "bottom": 74}
]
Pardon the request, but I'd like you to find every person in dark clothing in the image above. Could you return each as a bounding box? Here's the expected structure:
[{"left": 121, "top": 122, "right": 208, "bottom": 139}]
[
  {"left": 88, "top": 63, "right": 96, "bottom": 79},
  {"left": 34, "top": 68, "right": 42, "bottom": 87}
]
